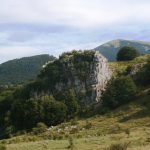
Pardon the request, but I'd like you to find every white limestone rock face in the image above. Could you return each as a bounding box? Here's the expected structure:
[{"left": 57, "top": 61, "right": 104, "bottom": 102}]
[{"left": 92, "top": 52, "right": 112, "bottom": 102}]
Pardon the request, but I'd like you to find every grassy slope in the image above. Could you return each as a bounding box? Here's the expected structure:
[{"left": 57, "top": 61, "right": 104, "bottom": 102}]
[
  {"left": 4, "top": 93, "right": 150, "bottom": 150},
  {"left": 1, "top": 55, "right": 150, "bottom": 150},
  {"left": 109, "top": 54, "right": 150, "bottom": 76}
]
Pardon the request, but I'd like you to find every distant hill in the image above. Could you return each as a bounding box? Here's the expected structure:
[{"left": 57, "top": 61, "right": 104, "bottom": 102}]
[
  {"left": 0, "top": 54, "right": 56, "bottom": 85},
  {"left": 94, "top": 39, "right": 150, "bottom": 61}
]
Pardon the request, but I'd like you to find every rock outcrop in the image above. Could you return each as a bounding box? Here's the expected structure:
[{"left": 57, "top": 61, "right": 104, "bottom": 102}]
[
  {"left": 128, "top": 63, "right": 144, "bottom": 76},
  {"left": 39, "top": 50, "right": 112, "bottom": 107}
]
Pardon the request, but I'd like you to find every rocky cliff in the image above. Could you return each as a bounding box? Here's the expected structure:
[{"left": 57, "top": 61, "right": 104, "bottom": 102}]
[{"left": 39, "top": 50, "right": 112, "bottom": 107}]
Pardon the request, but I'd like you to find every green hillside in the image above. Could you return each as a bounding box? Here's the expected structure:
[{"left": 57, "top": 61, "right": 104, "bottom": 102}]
[
  {"left": 0, "top": 53, "right": 150, "bottom": 150},
  {"left": 94, "top": 39, "right": 150, "bottom": 61},
  {"left": 1, "top": 88, "right": 150, "bottom": 150},
  {"left": 0, "top": 55, "right": 55, "bottom": 85}
]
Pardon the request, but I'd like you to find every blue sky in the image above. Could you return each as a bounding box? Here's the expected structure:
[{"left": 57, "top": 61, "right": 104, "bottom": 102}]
[{"left": 0, "top": 0, "right": 150, "bottom": 63}]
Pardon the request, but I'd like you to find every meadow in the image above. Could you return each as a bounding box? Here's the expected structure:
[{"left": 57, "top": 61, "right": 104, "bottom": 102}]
[{"left": 1, "top": 92, "right": 150, "bottom": 150}]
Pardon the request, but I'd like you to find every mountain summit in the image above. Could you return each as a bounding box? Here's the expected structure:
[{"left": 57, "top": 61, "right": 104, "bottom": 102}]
[{"left": 94, "top": 39, "right": 150, "bottom": 61}]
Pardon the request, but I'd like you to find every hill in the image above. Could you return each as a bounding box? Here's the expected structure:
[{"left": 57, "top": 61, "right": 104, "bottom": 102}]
[
  {"left": 94, "top": 39, "right": 150, "bottom": 61},
  {"left": 0, "top": 53, "right": 150, "bottom": 150},
  {"left": 0, "top": 54, "right": 55, "bottom": 85}
]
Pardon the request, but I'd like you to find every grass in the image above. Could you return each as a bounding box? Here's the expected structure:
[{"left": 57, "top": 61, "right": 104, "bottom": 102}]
[
  {"left": 109, "top": 54, "right": 150, "bottom": 76},
  {"left": 1, "top": 93, "right": 150, "bottom": 150}
]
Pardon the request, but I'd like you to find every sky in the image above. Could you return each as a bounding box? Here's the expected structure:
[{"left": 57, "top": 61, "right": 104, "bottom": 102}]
[{"left": 0, "top": 0, "right": 150, "bottom": 63}]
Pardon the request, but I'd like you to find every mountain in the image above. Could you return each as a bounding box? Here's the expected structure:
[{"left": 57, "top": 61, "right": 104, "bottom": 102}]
[
  {"left": 0, "top": 54, "right": 56, "bottom": 85},
  {"left": 94, "top": 39, "right": 150, "bottom": 61}
]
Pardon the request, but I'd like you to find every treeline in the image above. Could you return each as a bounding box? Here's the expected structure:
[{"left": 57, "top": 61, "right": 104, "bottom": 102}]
[{"left": 0, "top": 87, "right": 79, "bottom": 138}]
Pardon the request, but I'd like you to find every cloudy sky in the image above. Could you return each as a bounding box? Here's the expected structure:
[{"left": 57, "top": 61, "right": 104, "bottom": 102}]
[{"left": 0, "top": 0, "right": 150, "bottom": 63}]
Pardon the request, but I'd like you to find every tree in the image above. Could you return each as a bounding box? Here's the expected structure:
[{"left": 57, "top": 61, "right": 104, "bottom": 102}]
[
  {"left": 42, "top": 96, "right": 67, "bottom": 126},
  {"left": 117, "top": 46, "right": 140, "bottom": 61},
  {"left": 57, "top": 89, "right": 79, "bottom": 118},
  {"left": 135, "top": 59, "right": 150, "bottom": 85},
  {"left": 102, "top": 77, "right": 137, "bottom": 110},
  {"left": 11, "top": 95, "right": 67, "bottom": 130}
]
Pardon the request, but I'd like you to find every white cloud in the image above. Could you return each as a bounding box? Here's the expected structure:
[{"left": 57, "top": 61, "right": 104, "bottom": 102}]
[
  {"left": 0, "top": 0, "right": 150, "bottom": 63},
  {"left": 0, "top": 0, "right": 150, "bottom": 27},
  {"left": 0, "top": 46, "right": 43, "bottom": 63}
]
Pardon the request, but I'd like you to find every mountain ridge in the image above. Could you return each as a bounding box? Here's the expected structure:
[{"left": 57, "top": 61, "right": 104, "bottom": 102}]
[
  {"left": 0, "top": 54, "right": 55, "bottom": 85},
  {"left": 94, "top": 39, "right": 150, "bottom": 61}
]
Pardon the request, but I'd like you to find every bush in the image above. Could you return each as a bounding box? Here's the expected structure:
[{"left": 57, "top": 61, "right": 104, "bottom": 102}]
[
  {"left": 0, "top": 144, "right": 6, "bottom": 150},
  {"left": 107, "top": 142, "right": 129, "bottom": 150},
  {"left": 32, "top": 122, "right": 47, "bottom": 135},
  {"left": 70, "top": 118, "right": 78, "bottom": 125},
  {"left": 102, "top": 77, "right": 137, "bottom": 110},
  {"left": 124, "top": 128, "right": 130, "bottom": 137},
  {"left": 68, "top": 136, "right": 75, "bottom": 150},
  {"left": 3, "top": 126, "right": 14, "bottom": 138},
  {"left": 58, "top": 89, "right": 79, "bottom": 119},
  {"left": 135, "top": 59, "right": 150, "bottom": 86},
  {"left": 84, "top": 120, "right": 92, "bottom": 129},
  {"left": 117, "top": 46, "right": 140, "bottom": 61},
  {"left": 11, "top": 95, "right": 67, "bottom": 130}
]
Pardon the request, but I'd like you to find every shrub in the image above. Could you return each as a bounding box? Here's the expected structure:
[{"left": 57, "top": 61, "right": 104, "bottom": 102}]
[
  {"left": 102, "top": 77, "right": 137, "bottom": 110},
  {"left": 0, "top": 144, "right": 6, "bottom": 150},
  {"left": 68, "top": 136, "right": 75, "bottom": 150},
  {"left": 42, "top": 96, "right": 67, "bottom": 126},
  {"left": 58, "top": 89, "right": 79, "bottom": 119},
  {"left": 11, "top": 95, "right": 67, "bottom": 130},
  {"left": 135, "top": 59, "right": 150, "bottom": 86},
  {"left": 124, "top": 128, "right": 130, "bottom": 137},
  {"left": 70, "top": 126, "right": 79, "bottom": 134},
  {"left": 117, "top": 46, "right": 140, "bottom": 61},
  {"left": 70, "top": 118, "right": 78, "bottom": 125},
  {"left": 146, "top": 137, "right": 150, "bottom": 143},
  {"left": 32, "top": 122, "right": 47, "bottom": 135},
  {"left": 107, "top": 142, "right": 129, "bottom": 150},
  {"left": 84, "top": 120, "right": 92, "bottom": 129},
  {"left": 3, "top": 126, "right": 14, "bottom": 138}
]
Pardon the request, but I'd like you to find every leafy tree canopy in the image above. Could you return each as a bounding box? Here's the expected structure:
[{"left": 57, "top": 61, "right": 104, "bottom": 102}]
[
  {"left": 102, "top": 77, "right": 137, "bottom": 110},
  {"left": 117, "top": 46, "right": 140, "bottom": 61}
]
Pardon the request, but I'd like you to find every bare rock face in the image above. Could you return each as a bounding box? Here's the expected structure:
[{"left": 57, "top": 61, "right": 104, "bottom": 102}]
[
  {"left": 54, "top": 51, "right": 112, "bottom": 106},
  {"left": 128, "top": 63, "right": 144, "bottom": 76},
  {"left": 92, "top": 52, "right": 112, "bottom": 102}
]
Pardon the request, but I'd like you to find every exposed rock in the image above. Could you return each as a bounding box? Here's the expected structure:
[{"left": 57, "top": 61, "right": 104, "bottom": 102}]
[
  {"left": 128, "top": 63, "right": 144, "bottom": 76},
  {"left": 53, "top": 51, "right": 112, "bottom": 105}
]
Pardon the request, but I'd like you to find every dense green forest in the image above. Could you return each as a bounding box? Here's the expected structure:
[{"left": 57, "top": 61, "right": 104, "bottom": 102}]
[{"left": 0, "top": 54, "right": 55, "bottom": 85}]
